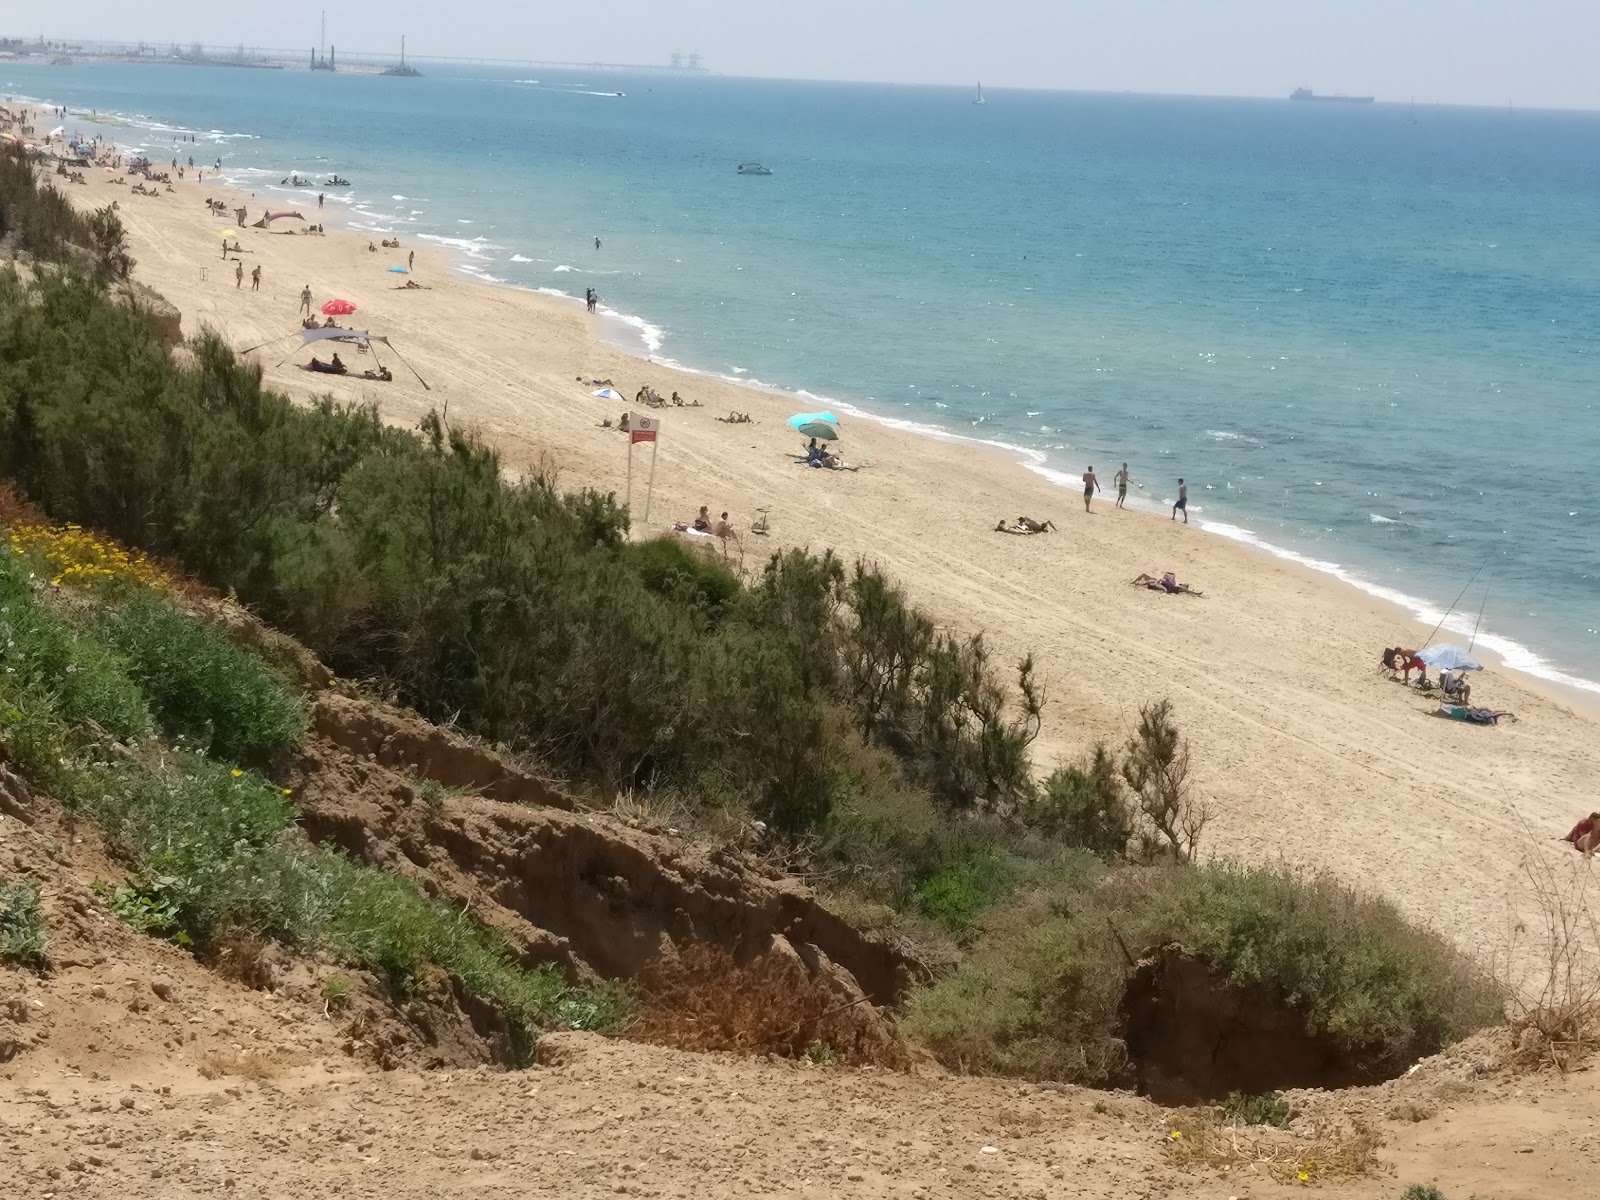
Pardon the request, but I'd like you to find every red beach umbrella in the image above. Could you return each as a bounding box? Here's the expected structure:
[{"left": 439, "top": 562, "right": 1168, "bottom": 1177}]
[{"left": 321, "top": 298, "right": 357, "bottom": 316}]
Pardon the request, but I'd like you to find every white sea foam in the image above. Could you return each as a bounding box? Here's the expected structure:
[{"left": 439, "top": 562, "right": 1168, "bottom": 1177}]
[
  {"left": 509, "top": 254, "right": 533, "bottom": 263},
  {"left": 552, "top": 264, "right": 576, "bottom": 272},
  {"left": 1369, "top": 513, "right": 1397, "bottom": 524},
  {"left": 417, "top": 233, "right": 500, "bottom": 261}
]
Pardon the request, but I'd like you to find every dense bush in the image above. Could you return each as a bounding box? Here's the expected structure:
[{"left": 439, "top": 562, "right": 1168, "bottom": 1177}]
[
  {"left": 103, "top": 593, "right": 307, "bottom": 762},
  {"left": 0, "top": 146, "right": 132, "bottom": 281},
  {"left": 1027, "top": 744, "right": 1131, "bottom": 860},
  {"left": 905, "top": 863, "right": 1504, "bottom": 1085}
]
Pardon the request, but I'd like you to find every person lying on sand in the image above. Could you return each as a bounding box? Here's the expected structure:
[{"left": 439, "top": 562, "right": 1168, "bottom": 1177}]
[
  {"left": 577, "top": 377, "right": 616, "bottom": 387},
  {"left": 995, "top": 517, "right": 1056, "bottom": 534},
  {"left": 816, "top": 449, "right": 861, "bottom": 471},
  {"left": 1562, "top": 812, "right": 1600, "bottom": 857},
  {"left": 669, "top": 391, "right": 702, "bottom": 408},
  {"left": 1132, "top": 572, "right": 1203, "bottom": 596},
  {"left": 716, "top": 412, "right": 754, "bottom": 424},
  {"left": 307, "top": 355, "right": 348, "bottom": 375},
  {"left": 394, "top": 280, "right": 431, "bottom": 290},
  {"left": 360, "top": 366, "right": 393, "bottom": 382},
  {"left": 1434, "top": 703, "right": 1515, "bottom": 726}
]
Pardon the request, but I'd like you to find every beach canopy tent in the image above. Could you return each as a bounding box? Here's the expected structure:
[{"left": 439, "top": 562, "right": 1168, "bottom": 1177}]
[
  {"left": 787, "top": 411, "right": 841, "bottom": 440},
  {"left": 1416, "top": 643, "right": 1483, "bottom": 671},
  {"left": 240, "top": 326, "right": 430, "bottom": 391},
  {"left": 592, "top": 387, "right": 625, "bottom": 401}
]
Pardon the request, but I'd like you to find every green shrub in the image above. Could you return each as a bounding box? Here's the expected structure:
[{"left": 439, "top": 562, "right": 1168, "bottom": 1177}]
[
  {"left": 1400, "top": 1188, "right": 1448, "bottom": 1200},
  {"left": 625, "top": 537, "right": 740, "bottom": 614},
  {"left": 905, "top": 863, "right": 1504, "bottom": 1085},
  {"left": 1028, "top": 744, "right": 1131, "bottom": 859},
  {"left": 0, "top": 876, "right": 47, "bottom": 967},
  {"left": 102, "top": 593, "right": 306, "bottom": 762},
  {"left": 1219, "top": 1091, "right": 1292, "bottom": 1127},
  {"left": 0, "top": 552, "right": 147, "bottom": 744}
]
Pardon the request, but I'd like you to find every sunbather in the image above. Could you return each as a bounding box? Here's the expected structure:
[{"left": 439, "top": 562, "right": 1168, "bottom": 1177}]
[
  {"left": 1132, "top": 572, "right": 1202, "bottom": 596},
  {"left": 307, "top": 354, "right": 348, "bottom": 375},
  {"left": 717, "top": 412, "right": 753, "bottom": 424},
  {"left": 1563, "top": 812, "right": 1600, "bottom": 857},
  {"left": 361, "top": 365, "right": 393, "bottom": 382},
  {"left": 693, "top": 506, "right": 712, "bottom": 533},
  {"left": 1440, "top": 668, "right": 1471, "bottom": 705},
  {"left": 1435, "top": 703, "right": 1514, "bottom": 725}
]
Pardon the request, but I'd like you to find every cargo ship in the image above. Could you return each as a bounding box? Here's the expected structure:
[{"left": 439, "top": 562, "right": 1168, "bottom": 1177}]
[{"left": 1291, "top": 88, "right": 1374, "bottom": 104}]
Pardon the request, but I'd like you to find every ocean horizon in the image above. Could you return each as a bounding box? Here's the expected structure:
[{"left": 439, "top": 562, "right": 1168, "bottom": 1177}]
[{"left": 6, "top": 62, "right": 1598, "bottom": 693}]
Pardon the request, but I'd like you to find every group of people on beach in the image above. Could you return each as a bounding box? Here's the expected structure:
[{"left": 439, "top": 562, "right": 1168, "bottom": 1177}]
[{"left": 1075, "top": 463, "right": 1188, "bottom": 522}]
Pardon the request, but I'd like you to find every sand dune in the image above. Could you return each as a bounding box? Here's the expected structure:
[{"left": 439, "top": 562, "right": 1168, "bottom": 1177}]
[{"left": 64, "top": 167, "right": 1600, "bottom": 977}]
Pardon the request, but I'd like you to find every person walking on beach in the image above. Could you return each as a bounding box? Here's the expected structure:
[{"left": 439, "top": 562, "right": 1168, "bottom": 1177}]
[
  {"left": 235, "top": 261, "right": 244, "bottom": 289},
  {"left": 1172, "top": 479, "right": 1188, "bottom": 524},
  {"left": 318, "top": 192, "right": 325, "bottom": 210},
  {"left": 299, "top": 284, "right": 312, "bottom": 317},
  {"left": 251, "top": 264, "right": 261, "bottom": 291},
  {"left": 408, "top": 249, "right": 414, "bottom": 271},
  {"left": 1081, "top": 466, "right": 1100, "bottom": 513},
  {"left": 1114, "top": 463, "right": 1131, "bottom": 509}
]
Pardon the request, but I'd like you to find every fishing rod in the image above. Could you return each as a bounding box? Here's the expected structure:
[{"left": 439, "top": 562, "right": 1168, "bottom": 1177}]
[
  {"left": 1468, "top": 579, "right": 1490, "bottom": 652},
  {"left": 1422, "top": 562, "right": 1486, "bottom": 648}
]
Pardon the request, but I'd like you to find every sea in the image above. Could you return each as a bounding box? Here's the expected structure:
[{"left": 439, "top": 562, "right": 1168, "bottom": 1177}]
[{"left": 5, "top": 62, "right": 1599, "bottom": 692}]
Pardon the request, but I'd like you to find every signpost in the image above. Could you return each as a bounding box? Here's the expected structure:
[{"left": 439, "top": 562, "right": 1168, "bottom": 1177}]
[{"left": 625, "top": 412, "right": 660, "bottom": 523}]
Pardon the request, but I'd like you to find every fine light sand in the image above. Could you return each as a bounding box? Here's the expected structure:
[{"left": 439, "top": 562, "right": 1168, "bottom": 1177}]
[{"left": 58, "top": 163, "right": 1600, "bottom": 976}]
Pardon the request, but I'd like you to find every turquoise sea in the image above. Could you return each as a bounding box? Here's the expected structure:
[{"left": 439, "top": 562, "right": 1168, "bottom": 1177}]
[{"left": 6, "top": 62, "right": 1599, "bottom": 691}]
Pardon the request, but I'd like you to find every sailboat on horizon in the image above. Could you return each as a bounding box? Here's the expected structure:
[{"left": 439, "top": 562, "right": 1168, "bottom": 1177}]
[{"left": 973, "top": 81, "right": 986, "bottom": 106}]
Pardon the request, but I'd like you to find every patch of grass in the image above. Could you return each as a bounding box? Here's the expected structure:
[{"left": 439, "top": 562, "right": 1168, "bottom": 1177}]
[
  {"left": 1165, "top": 1107, "right": 1381, "bottom": 1184},
  {"left": 0, "top": 876, "right": 47, "bottom": 968},
  {"left": 905, "top": 863, "right": 1504, "bottom": 1085},
  {"left": 1218, "top": 1090, "right": 1292, "bottom": 1128},
  {"left": 1400, "top": 1187, "right": 1448, "bottom": 1200},
  {"left": 0, "top": 552, "right": 147, "bottom": 747},
  {"left": 101, "top": 593, "right": 306, "bottom": 763}
]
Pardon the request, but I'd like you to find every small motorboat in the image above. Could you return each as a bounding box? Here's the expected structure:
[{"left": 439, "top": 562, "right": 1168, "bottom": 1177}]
[{"left": 737, "top": 163, "right": 772, "bottom": 176}]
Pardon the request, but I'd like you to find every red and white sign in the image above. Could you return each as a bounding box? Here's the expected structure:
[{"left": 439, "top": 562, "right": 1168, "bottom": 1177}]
[{"left": 629, "top": 413, "right": 659, "bottom": 444}]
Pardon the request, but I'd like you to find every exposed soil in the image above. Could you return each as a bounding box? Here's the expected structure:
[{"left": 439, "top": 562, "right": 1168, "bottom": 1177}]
[
  {"left": 1121, "top": 947, "right": 1413, "bottom": 1104},
  {"left": 289, "top": 691, "right": 925, "bottom": 1019}
]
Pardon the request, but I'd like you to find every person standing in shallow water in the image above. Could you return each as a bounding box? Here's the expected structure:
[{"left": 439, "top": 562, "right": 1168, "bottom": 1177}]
[
  {"left": 594, "top": 236, "right": 602, "bottom": 250},
  {"left": 1081, "top": 466, "right": 1099, "bottom": 513},
  {"left": 1114, "top": 463, "right": 1130, "bottom": 509},
  {"left": 1172, "top": 479, "right": 1188, "bottom": 523}
]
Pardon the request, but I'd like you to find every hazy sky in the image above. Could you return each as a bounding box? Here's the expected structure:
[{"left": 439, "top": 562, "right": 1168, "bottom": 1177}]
[{"left": 21, "top": 1, "right": 1600, "bottom": 110}]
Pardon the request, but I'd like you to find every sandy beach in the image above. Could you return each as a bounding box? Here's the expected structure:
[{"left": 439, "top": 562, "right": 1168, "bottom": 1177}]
[{"left": 41, "top": 154, "right": 1600, "bottom": 977}]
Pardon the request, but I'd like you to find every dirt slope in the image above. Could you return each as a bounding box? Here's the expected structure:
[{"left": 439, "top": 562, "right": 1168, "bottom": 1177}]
[{"left": 6, "top": 744, "right": 1598, "bottom": 1199}]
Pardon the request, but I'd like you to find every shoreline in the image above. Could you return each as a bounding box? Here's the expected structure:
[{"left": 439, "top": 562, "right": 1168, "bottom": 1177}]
[
  {"left": 12, "top": 83, "right": 1598, "bottom": 702},
  {"left": 15, "top": 94, "right": 1600, "bottom": 975}
]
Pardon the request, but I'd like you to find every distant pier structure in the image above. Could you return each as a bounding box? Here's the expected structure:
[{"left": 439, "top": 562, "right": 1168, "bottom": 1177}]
[{"left": 0, "top": 36, "right": 710, "bottom": 75}]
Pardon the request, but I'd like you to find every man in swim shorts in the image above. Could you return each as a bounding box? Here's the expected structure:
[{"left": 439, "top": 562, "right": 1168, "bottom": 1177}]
[
  {"left": 1172, "top": 478, "right": 1187, "bottom": 524},
  {"left": 1114, "top": 463, "right": 1130, "bottom": 509},
  {"left": 1082, "top": 466, "right": 1099, "bottom": 513}
]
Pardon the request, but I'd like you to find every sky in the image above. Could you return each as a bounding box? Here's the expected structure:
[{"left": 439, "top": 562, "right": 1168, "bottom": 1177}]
[{"left": 17, "top": 1, "right": 1600, "bottom": 110}]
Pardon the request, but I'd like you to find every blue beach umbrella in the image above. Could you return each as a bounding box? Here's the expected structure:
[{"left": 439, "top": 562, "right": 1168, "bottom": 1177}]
[
  {"left": 1417, "top": 644, "right": 1483, "bottom": 671},
  {"left": 388, "top": 265, "right": 409, "bottom": 273},
  {"left": 787, "top": 411, "right": 841, "bottom": 440}
]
